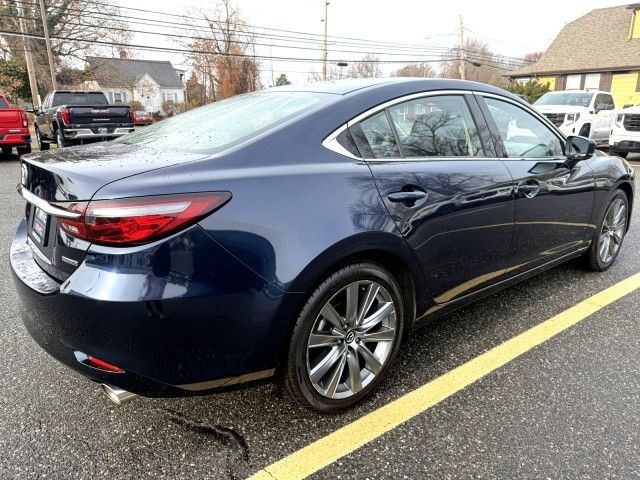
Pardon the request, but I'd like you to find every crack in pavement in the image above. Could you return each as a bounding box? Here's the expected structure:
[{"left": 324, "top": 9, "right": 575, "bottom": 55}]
[{"left": 158, "top": 407, "right": 250, "bottom": 480}]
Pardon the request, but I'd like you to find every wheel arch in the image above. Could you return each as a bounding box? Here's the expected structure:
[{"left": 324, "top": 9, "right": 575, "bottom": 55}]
[
  {"left": 272, "top": 232, "right": 432, "bottom": 379},
  {"left": 616, "top": 180, "right": 634, "bottom": 231}
]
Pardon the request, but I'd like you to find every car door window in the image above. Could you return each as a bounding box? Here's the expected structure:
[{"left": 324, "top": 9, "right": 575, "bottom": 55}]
[
  {"left": 594, "top": 94, "right": 614, "bottom": 112},
  {"left": 484, "top": 97, "right": 563, "bottom": 158},
  {"left": 351, "top": 111, "right": 401, "bottom": 159},
  {"left": 387, "top": 95, "right": 484, "bottom": 157}
]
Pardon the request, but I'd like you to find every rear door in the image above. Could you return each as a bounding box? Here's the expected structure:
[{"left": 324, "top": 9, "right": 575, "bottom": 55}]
[
  {"left": 351, "top": 92, "right": 515, "bottom": 304},
  {"left": 477, "top": 94, "right": 595, "bottom": 274}
]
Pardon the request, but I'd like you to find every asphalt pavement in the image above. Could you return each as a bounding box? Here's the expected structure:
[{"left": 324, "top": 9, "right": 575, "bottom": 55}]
[{"left": 0, "top": 150, "right": 638, "bottom": 480}]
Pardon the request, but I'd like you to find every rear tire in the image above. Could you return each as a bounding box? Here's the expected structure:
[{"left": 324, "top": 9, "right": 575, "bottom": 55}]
[
  {"left": 36, "top": 127, "right": 49, "bottom": 151},
  {"left": 17, "top": 145, "right": 31, "bottom": 156},
  {"left": 585, "top": 190, "right": 629, "bottom": 271},
  {"left": 1, "top": 146, "right": 11, "bottom": 155},
  {"left": 56, "top": 129, "right": 71, "bottom": 148},
  {"left": 610, "top": 148, "right": 628, "bottom": 159},
  {"left": 285, "top": 262, "right": 406, "bottom": 412}
]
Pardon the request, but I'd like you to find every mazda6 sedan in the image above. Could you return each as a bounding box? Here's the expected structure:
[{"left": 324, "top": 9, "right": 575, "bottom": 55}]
[{"left": 11, "top": 78, "right": 635, "bottom": 412}]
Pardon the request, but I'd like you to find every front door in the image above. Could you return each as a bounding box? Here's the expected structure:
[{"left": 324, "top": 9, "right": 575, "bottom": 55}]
[
  {"left": 350, "top": 93, "right": 515, "bottom": 304},
  {"left": 591, "top": 93, "right": 615, "bottom": 142},
  {"left": 478, "top": 95, "right": 595, "bottom": 274}
]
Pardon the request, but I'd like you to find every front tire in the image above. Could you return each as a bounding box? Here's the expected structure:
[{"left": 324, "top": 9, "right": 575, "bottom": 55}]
[
  {"left": 285, "top": 262, "right": 406, "bottom": 412},
  {"left": 586, "top": 190, "right": 629, "bottom": 271}
]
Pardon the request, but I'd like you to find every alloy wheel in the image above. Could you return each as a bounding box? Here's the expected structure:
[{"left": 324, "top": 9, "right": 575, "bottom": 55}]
[
  {"left": 306, "top": 280, "right": 397, "bottom": 400},
  {"left": 598, "top": 198, "right": 627, "bottom": 264}
]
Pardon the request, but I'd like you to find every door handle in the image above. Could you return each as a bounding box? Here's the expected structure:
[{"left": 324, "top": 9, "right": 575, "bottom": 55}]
[
  {"left": 387, "top": 189, "right": 428, "bottom": 206},
  {"left": 516, "top": 180, "right": 541, "bottom": 198}
]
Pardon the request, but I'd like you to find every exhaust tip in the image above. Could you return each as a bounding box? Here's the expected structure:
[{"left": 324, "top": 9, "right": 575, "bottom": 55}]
[{"left": 100, "top": 384, "right": 138, "bottom": 405}]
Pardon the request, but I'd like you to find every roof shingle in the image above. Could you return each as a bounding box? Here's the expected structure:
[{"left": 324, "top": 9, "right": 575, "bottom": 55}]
[
  {"left": 511, "top": 4, "right": 640, "bottom": 77},
  {"left": 86, "top": 57, "right": 184, "bottom": 89}
]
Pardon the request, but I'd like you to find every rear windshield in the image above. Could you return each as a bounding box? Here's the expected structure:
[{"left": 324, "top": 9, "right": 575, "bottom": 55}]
[
  {"left": 534, "top": 92, "right": 593, "bottom": 107},
  {"left": 52, "top": 92, "right": 109, "bottom": 107},
  {"left": 116, "top": 91, "right": 331, "bottom": 152},
  {"left": 0, "top": 97, "right": 9, "bottom": 109}
]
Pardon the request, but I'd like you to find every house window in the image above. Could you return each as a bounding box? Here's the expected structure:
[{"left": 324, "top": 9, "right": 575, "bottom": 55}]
[
  {"left": 584, "top": 73, "right": 601, "bottom": 91},
  {"left": 162, "top": 92, "right": 177, "bottom": 102},
  {"left": 565, "top": 74, "right": 581, "bottom": 90},
  {"left": 112, "top": 92, "right": 127, "bottom": 104}
]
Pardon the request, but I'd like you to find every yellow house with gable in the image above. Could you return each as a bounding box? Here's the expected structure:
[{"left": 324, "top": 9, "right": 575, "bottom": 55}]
[{"left": 510, "top": 3, "right": 640, "bottom": 108}]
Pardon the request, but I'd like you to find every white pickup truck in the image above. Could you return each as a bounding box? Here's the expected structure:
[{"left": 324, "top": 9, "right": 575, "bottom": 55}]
[
  {"left": 609, "top": 104, "right": 640, "bottom": 158},
  {"left": 533, "top": 90, "right": 616, "bottom": 146}
]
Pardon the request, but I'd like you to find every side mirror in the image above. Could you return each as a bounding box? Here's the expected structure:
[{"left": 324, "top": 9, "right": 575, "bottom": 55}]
[{"left": 565, "top": 135, "right": 595, "bottom": 163}]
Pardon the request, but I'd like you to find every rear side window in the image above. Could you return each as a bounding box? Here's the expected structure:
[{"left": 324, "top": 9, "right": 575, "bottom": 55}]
[
  {"left": 52, "top": 92, "right": 109, "bottom": 107},
  {"left": 117, "top": 91, "right": 330, "bottom": 153},
  {"left": 0, "top": 97, "right": 9, "bottom": 109},
  {"left": 387, "top": 95, "right": 484, "bottom": 157},
  {"left": 351, "top": 111, "right": 400, "bottom": 158},
  {"left": 484, "top": 97, "right": 563, "bottom": 158}
]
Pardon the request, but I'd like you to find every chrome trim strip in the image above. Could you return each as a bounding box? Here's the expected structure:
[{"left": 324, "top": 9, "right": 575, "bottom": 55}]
[
  {"left": 17, "top": 185, "right": 82, "bottom": 218},
  {"left": 27, "top": 237, "right": 52, "bottom": 265},
  {"left": 178, "top": 368, "right": 275, "bottom": 391},
  {"left": 321, "top": 123, "right": 360, "bottom": 160},
  {"left": 65, "top": 127, "right": 133, "bottom": 138},
  {"left": 61, "top": 255, "right": 79, "bottom": 267}
]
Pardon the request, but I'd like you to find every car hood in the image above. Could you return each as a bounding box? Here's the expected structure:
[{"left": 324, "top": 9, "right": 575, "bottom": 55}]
[
  {"left": 21, "top": 142, "right": 209, "bottom": 202},
  {"left": 534, "top": 105, "right": 586, "bottom": 114}
]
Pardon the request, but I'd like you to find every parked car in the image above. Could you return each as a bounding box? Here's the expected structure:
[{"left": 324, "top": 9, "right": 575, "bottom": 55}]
[
  {"left": 34, "top": 90, "right": 134, "bottom": 149},
  {"left": 609, "top": 103, "right": 640, "bottom": 158},
  {"left": 0, "top": 93, "right": 31, "bottom": 156},
  {"left": 533, "top": 90, "right": 616, "bottom": 146},
  {"left": 11, "top": 79, "right": 635, "bottom": 412},
  {"left": 133, "top": 110, "right": 153, "bottom": 126}
]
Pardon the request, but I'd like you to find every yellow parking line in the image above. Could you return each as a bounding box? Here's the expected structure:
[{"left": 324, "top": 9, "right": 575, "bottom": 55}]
[{"left": 249, "top": 272, "right": 640, "bottom": 480}]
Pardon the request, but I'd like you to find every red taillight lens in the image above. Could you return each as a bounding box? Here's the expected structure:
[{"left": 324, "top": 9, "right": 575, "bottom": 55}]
[
  {"left": 59, "top": 107, "right": 71, "bottom": 125},
  {"left": 21, "top": 111, "right": 28, "bottom": 128},
  {"left": 58, "top": 192, "right": 231, "bottom": 246}
]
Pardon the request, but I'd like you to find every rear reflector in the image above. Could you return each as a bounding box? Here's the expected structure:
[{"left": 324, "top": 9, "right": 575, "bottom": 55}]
[
  {"left": 74, "top": 351, "right": 125, "bottom": 373},
  {"left": 57, "top": 192, "right": 231, "bottom": 246}
]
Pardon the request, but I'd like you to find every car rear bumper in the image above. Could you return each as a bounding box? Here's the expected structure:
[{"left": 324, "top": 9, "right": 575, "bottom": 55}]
[
  {"left": 10, "top": 218, "right": 300, "bottom": 397},
  {"left": 0, "top": 128, "right": 30, "bottom": 147},
  {"left": 63, "top": 127, "right": 134, "bottom": 139}
]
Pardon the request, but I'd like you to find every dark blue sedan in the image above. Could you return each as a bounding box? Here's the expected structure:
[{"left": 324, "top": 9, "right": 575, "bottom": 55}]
[{"left": 10, "top": 78, "right": 635, "bottom": 412}]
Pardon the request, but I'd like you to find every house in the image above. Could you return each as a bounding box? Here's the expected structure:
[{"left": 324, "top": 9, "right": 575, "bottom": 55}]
[
  {"left": 84, "top": 56, "right": 186, "bottom": 114},
  {"left": 510, "top": 3, "right": 640, "bottom": 108}
]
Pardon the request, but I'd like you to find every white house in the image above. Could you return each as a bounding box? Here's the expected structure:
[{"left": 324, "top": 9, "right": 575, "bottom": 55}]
[{"left": 84, "top": 56, "right": 186, "bottom": 114}]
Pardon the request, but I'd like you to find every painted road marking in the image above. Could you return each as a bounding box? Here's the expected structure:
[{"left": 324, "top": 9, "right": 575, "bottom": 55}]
[{"left": 249, "top": 271, "right": 640, "bottom": 480}]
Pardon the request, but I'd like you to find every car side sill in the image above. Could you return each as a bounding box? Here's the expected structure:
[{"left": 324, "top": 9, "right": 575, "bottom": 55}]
[
  {"left": 177, "top": 368, "right": 276, "bottom": 391},
  {"left": 414, "top": 248, "right": 589, "bottom": 326}
]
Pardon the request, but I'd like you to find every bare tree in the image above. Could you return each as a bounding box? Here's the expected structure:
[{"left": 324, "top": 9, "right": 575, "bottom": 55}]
[
  {"left": 523, "top": 51, "right": 543, "bottom": 64},
  {"left": 0, "top": 0, "right": 131, "bottom": 91},
  {"left": 184, "top": 0, "right": 260, "bottom": 101},
  {"left": 392, "top": 62, "right": 436, "bottom": 78},
  {"left": 440, "top": 37, "right": 509, "bottom": 87},
  {"left": 347, "top": 53, "right": 381, "bottom": 79}
]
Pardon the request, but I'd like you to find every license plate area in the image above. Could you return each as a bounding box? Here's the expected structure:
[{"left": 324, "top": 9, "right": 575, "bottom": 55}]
[{"left": 30, "top": 206, "right": 50, "bottom": 246}]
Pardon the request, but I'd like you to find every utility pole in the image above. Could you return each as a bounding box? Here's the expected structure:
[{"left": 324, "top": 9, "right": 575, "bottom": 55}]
[
  {"left": 38, "top": 0, "right": 57, "bottom": 90},
  {"left": 458, "top": 14, "right": 466, "bottom": 80},
  {"left": 322, "top": 1, "right": 329, "bottom": 81},
  {"left": 17, "top": 3, "right": 40, "bottom": 108}
]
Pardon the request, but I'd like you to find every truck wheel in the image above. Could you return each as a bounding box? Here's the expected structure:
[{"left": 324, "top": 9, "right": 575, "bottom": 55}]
[
  {"left": 56, "top": 129, "right": 71, "bottom": 148},
  {"left": 610, "top": 148, "right": 628, "bottom": 159},
  {"left": 1, "top": 146, "right": 11, "bottom": 155},
  {"left": 17, "top": 145, "right": 31, "bottom": 157},
  {"left": 35, "top": 128, "right": 49, "bottom": 151}
]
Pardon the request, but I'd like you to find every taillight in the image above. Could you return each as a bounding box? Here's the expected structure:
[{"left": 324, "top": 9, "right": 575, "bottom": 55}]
[
  {"left": 21, "top": 111, "right": 28, "bottom": 128},
  {"left": 57, "top": 192, "right": 231, "bottom": 246},
  {"left": 59, "top": 107, "right": 71, "bottom": 125}
]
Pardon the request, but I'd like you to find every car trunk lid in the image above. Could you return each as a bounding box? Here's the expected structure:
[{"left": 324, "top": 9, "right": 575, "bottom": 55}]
[{"left": 19, "top": 142, "right": 208, "bottom": 280}]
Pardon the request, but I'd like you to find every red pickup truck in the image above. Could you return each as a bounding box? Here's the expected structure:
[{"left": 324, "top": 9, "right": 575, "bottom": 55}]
[{"left": 0, "top": 93, "right": 31, "bottom": 156}]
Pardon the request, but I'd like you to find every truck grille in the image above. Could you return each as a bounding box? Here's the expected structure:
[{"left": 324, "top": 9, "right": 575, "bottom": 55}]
[
  {"left": 542, "top": 113, "right": 565, "bottom": 127},
  {"left": 623, "top": 114, "right": 640, "bottom": 132}
]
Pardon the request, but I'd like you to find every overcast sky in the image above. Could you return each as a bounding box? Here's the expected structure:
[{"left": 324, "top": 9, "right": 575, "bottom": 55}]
[{"left": 112, "top": 0, "right": 628, "bottom": 85}]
